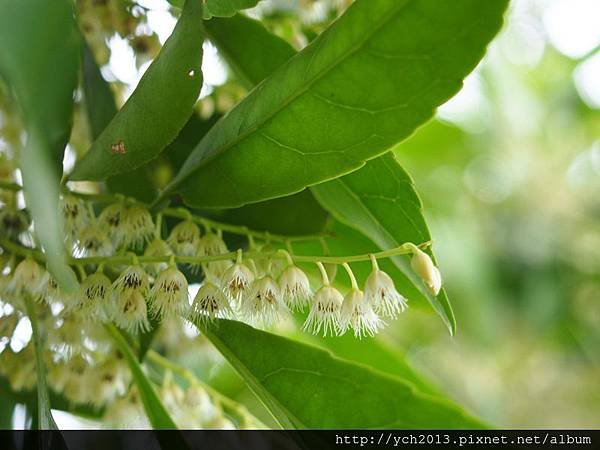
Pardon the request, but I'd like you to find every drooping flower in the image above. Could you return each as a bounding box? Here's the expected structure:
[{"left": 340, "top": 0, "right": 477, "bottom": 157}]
[
  {"left": 98, "top": 203, "right": 126, "bottom": 245},
  {"left": 77, "top": 271, "right": 112, "bottom": 320},
  {"left": 76, "top": 226, "right": 114, "bottom": 257},
  {"left": 41, "top": 272, "right": 78, "bottom": 308},
  {"left": 221, "top": 252, "right": 254, "bottom": 303},
  {"left": 410, "top": 247, "right": 442, "bottom": 296},
  {"left": 143, "top": 238, "right": 173, "bottom": 276},
  {"left": 189, "top": 281, "right": 232, "bottom": 325},
  {"left": 121, "top": 205, "right": 155, "bottom": 249},
  {"left": 6, "top": 257, "right": 46, "bottom": 301},
  {"left": 167, "top": 220, "right": 200, "bottom": 256},
  {"left": 0, "top": 208, "right": 29, "bottom": 239},
  {"left": 197, "top": 231, "right": 228, "bottom": 256},
  {"left": 202, "top": 260, "right": 233, "bottom": 282},
  {"left": 364, "top": 255, "right": 407, "bottom": 318},
  {"left": 339, "top": 288, "right": 384, "bottom": 339},
  {"left": 111, "top": 265, "right": 151, "bottom": 334},
  {"left": 303, "top": 285, "right": 343, "bottom": 336},
  {"left": 60, "top": 195, "right": 90, "bottom": 238},
  {"left": 242, "top": 275, "right": 286, "bottom": 327},
  {"left": 149, "top": 266, "right": 189, "bottom": 318},
  {"left": 278, "top": 264, "right": 311, "bottom": 311}
]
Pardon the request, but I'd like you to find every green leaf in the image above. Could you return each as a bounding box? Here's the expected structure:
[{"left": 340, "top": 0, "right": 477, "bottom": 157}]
[
  {"left": 204, "top": 14, "right": 296, "bottom": 88},
  {"left": 301, "top": 333, "right": 443, "bottom": 398},
  {"left": 69, "top": 0, "right": 204, "bottom": 181},
  {"left": 105, "top": 324, "right": 178, "bottom": 429},
  {"left": 81, "top": 43, "right": 118, "bottom": 141},
  {"left": 23, "top": 296, "right": 57, "bottom": 430},
  {"left": 312, "top": 152, "right": 456, "bottom": 334},
  {"left": 200, "top": 319, "right": 486, "bottom": 428},
  {"left": 216, "top": 190, "right": 330, "bottom": 236},
  {"left": 163, "top": 0, "right": 508, "bottom": 209},
  {"left": 168, "top": 0, "right": 261, "bottom": 18},
  {"left": 0, "top": 0, "right": 80, "bottom": 293}
]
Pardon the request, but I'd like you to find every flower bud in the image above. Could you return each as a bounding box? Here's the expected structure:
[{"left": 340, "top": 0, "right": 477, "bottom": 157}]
[
  {"left": 279, "top": 265, "right": 311, "bottom": 311},
  {"left": 149, "top": 266, "right": 189, "bottom": 318},
  {"left": 410, "top": 248, "right": 442, "bottom": 296},
  {"left": 302, "top": 285, "right": 343, "bottom": 336}
]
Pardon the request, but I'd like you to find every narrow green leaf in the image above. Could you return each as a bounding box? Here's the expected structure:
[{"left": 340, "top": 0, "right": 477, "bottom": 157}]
[
  {"left": 0, "top": 0, "right": 80, "bottom": 293},
  {"left": 204, "top": 14, "right": 296, "bottom": 88},
  {"left": 105, "top": 324, "right": 178, "bottom": 429},
  {"left": 164, "top": 0, "right": 508, "bottom": 208},
  {"left": 312, "top": 152, "right": 456, "bottom": 334},
  {"left": 200, "top": 319, "right": 486, "bottom": 428},
  {"left": 70, "top": 0, "right": 204, "bottom": 181},
  {"left": 23, "top": 296, "right": 57, "bottom": 430},
  {"left": 81, "top": 43, "right": 118, "bottom": 141}
]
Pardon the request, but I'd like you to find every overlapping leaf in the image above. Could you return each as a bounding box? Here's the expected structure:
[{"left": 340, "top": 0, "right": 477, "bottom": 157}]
[
  {"left": 163, "top": 0, "right": 508, "bottom": 208},
  {"left": 0, "top": 0, "right": 80, "bottom": 292},
  {"left": 201, "top": 320, "right": 486, "bottom": 428},
  {"left": 70, "top": 0, "right": 204, "bottom": 181}
]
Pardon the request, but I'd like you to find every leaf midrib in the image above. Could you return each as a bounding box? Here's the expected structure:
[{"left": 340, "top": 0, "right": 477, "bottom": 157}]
[{"left": 170, "top": 0, "right": 412, "bottom": 188}]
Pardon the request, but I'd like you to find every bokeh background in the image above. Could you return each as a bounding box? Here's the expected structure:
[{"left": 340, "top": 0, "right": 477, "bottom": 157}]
[{"left": 1, "top": 0, "right": 598, "bottom": 429}]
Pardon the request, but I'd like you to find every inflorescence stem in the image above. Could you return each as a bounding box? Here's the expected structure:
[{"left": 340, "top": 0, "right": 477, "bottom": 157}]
[{"left": 0, "top": 237, "right": 431, "bottom": 269}]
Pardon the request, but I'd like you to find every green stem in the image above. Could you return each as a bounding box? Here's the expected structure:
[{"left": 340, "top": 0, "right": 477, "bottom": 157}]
[{"left": 0, "top": 238, "right": 431, "bottom": 268}]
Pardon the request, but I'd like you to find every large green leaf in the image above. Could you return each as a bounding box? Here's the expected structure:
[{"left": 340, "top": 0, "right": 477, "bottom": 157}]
[
  {"left": 312, "top": 152, "right": 456, "bottom": 334},
  {"left": 0, "top": 0, "right": 79, "bottom": 292},
  {"left": 105, "top": 324, "right": 178, "bottom": 429},
  {"left": 168, "top": 0, "right": 261, "bottom": 19},
  {"left": 200, "top": 319, "right": 485, "bottom": 428},
  {"left": 163, "top": 0, "right": 508, "bottom": 208},
  {"left": 204, "top": 14, "right": 296, "bottom": 88},
  {"left": 69, "top": 0, "right": 204, "bottom": 181},
  {"left": 24, "top": 296, "right": 57, "bottom": 429}
]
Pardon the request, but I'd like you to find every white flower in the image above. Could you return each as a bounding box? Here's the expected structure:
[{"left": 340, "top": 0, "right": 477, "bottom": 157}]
[
  {"left": 302, "top": 285, "right": 343, "bottom": 336},
  {"left": 76, "top": 226, "right": 113, "bottom": 257},
  {"left": 100, "top": 203, "right": 154, "bottom": 249},
  {"left": 202, "top": 260, "right": 233, "bottom": 282},
  {"left": 340, "top": 289, "right": 384, "bottom": 339},
  {"left": 143, "top": 238, "right": 173, "bottom": 276},
  {"left": 410, "top": 248, "right": 442, "bottom": 296},
  {"left": 0, "top": 208, "right": 29, "bottom": 239},
  {"left": 121, "top": 205, "right": 155, "bottom": 249},
  {"left": 6, "top": 257, "right": 46, "bottom": 300},
  {"left": 278, "top": 265, "right": 311, "bottom": 311},
  {"left": 190, "top": 281, "right": 232, "bottom": 324},
  {"left": 112, "top": 265, "right": 151, "bottom": 334},
  {"left": 364, "top": 257, "right": 407, "bottom": 318},
  {"left": 77, "top": 271, "right": 112, "bottom": 320},
  {"left": 198, "top": 231, "right": 228, "bottom": 256},
  {"left": 149, "top": 266, "right": 189, "bottom": 318},
  {"left": 42, "top": 272, "right": 78, "bottom": 309},
  {"left": 98, "top": 203, "right": 126, "bottom": 244},
  {"left": 221, "top": 261, "right": 254, "bottom": 303},
  {"left": 242, "top": 275, "right": 286, "bottom": 327},
  {"left": 167, "top": 220, "right": 200, "bottom": 256},
  {"left": 60, "top": 195, "right": 90, "bottom": 237}
]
